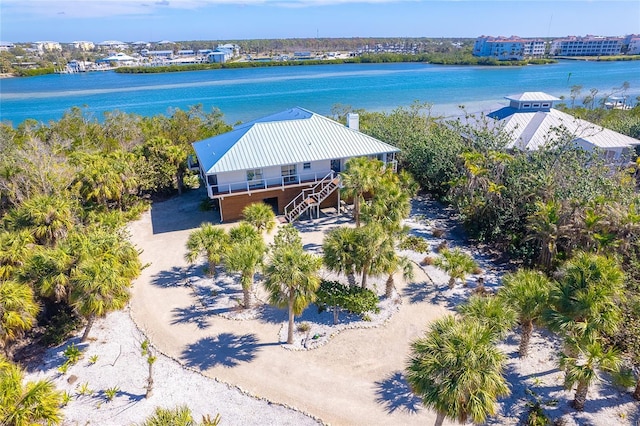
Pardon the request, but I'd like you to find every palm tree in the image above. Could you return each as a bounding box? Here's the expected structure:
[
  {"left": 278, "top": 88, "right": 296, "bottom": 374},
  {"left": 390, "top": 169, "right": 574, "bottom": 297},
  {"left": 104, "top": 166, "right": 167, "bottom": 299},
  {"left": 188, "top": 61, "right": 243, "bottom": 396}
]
[
  {"left": 457, "top": 295, "right": 516, "bottom": 340},
  {"left": 19, "top": 246, "right": 73, "bottom": 303},
  {"left": 560, "top": 341, "right": 621, "bottom": 411},
  {"left": 0, "top": 230, "right": 34, "bottom": 280},
  {"left": 0, "top": 280, "right": 39, "bottom": 357},
  {"left": 375, "top": 236, "right": 415, "bottom": 298},
  {"left": 433, "top": 248, "right": 478, "bottom": 288},
  {"left": 498, "top": 269, "right": 552, "bottom": 357},
  {"left": 70, "top": 257, "right": 132, "bottom": 342},
  {"left": 225, "top": 223, "right": 266, "bottom": 309},
  {"left": 3, "top": 194, "right": 75, "bottom": 246},
  {"left": 242, "top": 202, "right": 276, "bottom": 234},
  {"left": 353, "top": 223, "right": 386, "bottom": 289},
  {"left": 185, "top": 223, "right": 229, "bottom": 276},
  {"left": 340, "top": 157, "right": 384, "bottom": 227},
  {"left": 526, "top": 200, "right": 564, "bottom": 271},
  {"left": 0, "top": 356, "right": 62, "bottom": 426},
  {"left": 264, "top": 227, "right": 322, "bottom": 344},
  {"left": 323, "top": 226, "right": 359, "bottom": 287},
  {"left": 545, "top": 252, "right": 625, "bottom": 356},
  {"left": 361, "top": 169, "right": 415, "bottom": 232},
  {"left": 406, "top": 315, "right": 510, "bottom": 426}
]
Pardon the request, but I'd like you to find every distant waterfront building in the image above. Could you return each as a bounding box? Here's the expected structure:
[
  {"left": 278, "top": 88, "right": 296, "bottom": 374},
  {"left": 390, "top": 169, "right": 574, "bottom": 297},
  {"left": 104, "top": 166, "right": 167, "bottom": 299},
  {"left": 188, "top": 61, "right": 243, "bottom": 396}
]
[
  {"left": 207, "top": 52, "right": 227, "bottom": 63},
  {"left": 144, "top": 50, "right": 173, "bottom": 59},
  {"left": 473, "top": 36, "right": 545, "bottom": 60},
  {"left": 132, "top": 41, "right": 151, "bottom": 50},
  {"left": 0, "top": 41, "right": 15, "bottom": 51},
  {"left": 98, "top": 40, "right": 128, "bottom": 50},
  {"left": 96, "top": 52, "right": 137, "bottom": 66},
  {"left": 626, "top": 36, "right": 640, "bottom": 55},
  {"left": 486, "top": 92, "right": 640, "bottom": 162},
  {"left": 33, "top": 41, "right": 62, "bottom": 53},
  {"left": 71, "top": 41, "right": 95, "bottom": 51},
  {"left": 550, "top": 35, "right": 623, "bottom": 56}
]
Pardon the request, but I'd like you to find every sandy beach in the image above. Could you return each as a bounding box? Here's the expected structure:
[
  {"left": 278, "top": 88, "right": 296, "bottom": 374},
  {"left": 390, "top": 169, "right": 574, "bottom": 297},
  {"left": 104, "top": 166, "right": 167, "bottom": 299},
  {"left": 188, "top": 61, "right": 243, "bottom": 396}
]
[{"left": 24, "top": 187, "right": 639, "bottom": 425}]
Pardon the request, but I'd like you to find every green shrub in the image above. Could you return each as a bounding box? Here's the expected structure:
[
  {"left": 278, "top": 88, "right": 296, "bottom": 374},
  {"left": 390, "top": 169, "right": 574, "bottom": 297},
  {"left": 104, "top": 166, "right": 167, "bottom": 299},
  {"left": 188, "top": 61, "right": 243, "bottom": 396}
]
[
  {"left": 316, "top": 280, "right": 379, "bottom": 316},
  {"left": 42, "top": 308, "right": 82, "bottom": 347},
  {"left": 398, "top": 235, "right": 430, "bottom": 253},
  {"left": 63, "top": 344, "right": 83, "bottom": 365}
]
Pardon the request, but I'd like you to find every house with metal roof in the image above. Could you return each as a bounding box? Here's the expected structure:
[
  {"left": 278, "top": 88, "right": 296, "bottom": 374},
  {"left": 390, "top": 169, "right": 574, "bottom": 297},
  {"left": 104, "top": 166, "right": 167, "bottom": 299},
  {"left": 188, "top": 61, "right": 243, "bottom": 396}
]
[
  {"left": 192, "top": 107, "right": 400, "bottom": 222},
  {"left": 487, "top": 92, "right": 640, "bottom": 160}
]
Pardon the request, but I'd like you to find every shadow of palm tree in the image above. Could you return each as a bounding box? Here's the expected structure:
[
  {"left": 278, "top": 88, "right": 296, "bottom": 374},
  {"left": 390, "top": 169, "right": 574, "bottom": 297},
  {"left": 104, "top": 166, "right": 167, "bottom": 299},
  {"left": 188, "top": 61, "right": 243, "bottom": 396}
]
[
  {"left": 374, "top": 371, "right": 422, "bottom": 414},
  {"left": 151, "top": 266, "right": 192, "bottom": 288},
  {"left": 171, "top": 305, "right": 214, "bottom": 329},
  {"left": 402, "top": 281, "right": 432, "bottom": 304},
  {"left": 180, "top": 333, "right": 262, "bottom": 369}
]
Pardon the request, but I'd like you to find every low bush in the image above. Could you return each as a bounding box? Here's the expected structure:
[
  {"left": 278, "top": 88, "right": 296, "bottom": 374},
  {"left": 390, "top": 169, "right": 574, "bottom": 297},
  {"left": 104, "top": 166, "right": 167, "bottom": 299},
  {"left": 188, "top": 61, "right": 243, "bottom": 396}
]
[
  {"left": 316, "top": 280, "right": 379, "bottom": 316},
  {"left": 399, "top": 235, "right": 430, "bottom": 254}
]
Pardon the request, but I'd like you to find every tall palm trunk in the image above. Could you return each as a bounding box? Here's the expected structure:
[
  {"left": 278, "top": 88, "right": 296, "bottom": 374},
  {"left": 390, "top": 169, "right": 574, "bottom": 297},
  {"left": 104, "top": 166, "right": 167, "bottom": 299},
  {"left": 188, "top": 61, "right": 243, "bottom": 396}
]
[
  {"left": 207, "top": 259, "right": 216, "bottom": 277},
  {"left": 354, "top": 196, "right": 361, "bottom": 227},
  {"left": 448, "top": 277, "right": 456, "bottom": 289},
  {"left": 347, "top": 271, "right": 357, "bottom": 287},
  {"left": 634, "top": 378, "right": 640, "bottom": 401},
  {"left": 361, "top": 261, "right": 369, "bottom": 289},
  {"left": 572, "top": 379, "right": 589, "bottom": 411},
  {"left": 385, "top": 274, "right": 394, "bottom": 298},
  {"left": 81, "top": 315, "right": 95, "bottom": 342},
  {"left": 287, "top": 295, "right": 295, "bottom": 345},
  {"left": 434, "top": 411, "right": 446, "bottom": 426},
  {"left": 146, "top": 358, "right": 154, "bottom": 398},
  {"left": 519, "top": 320, "right": 533, "bottom": 358},
  {"left": 242, "top": 272, "right": 253, "bottom": 309}
]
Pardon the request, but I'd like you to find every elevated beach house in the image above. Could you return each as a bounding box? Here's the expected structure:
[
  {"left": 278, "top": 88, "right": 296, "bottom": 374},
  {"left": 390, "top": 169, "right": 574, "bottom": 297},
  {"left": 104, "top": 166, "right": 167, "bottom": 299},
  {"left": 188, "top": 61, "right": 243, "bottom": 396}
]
[
  {"left": 192, "top": 107, "right": 400, "bottom": 222},
  {"left": 487, "top": 92, "right": 640, "bottom": 161}
]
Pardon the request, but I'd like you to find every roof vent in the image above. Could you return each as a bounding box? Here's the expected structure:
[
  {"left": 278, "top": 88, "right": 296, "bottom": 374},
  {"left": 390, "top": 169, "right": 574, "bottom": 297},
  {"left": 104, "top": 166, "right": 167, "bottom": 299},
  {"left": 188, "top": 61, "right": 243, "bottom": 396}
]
[{"left": 347, "top": 113, "right": 359, "bottom": 131}]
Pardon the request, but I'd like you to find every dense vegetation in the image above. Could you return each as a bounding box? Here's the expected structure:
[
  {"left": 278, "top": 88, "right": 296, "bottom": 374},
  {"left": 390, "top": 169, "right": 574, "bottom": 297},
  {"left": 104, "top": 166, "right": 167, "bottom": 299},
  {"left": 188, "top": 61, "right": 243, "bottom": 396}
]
[{"left": 2, "top": 96, "right": 640, "bottom": 423}]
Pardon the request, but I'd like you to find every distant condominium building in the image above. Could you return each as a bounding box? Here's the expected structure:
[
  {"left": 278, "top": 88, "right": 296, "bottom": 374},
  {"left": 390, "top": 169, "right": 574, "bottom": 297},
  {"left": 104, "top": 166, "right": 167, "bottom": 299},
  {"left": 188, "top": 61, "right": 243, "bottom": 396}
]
[
  {"left": 550, "top": 35, "right": 623, "bottom": 56},
  {"left": 473, "top": 36, "right": 546, "bottom": 60},
  {"left": 33, "top": 41, "right": 62, "bottom": 52},
  {"left": 626, "top": 36, "right": 640, "bottom": 55},
  {"left": 71, "top": 41, "right": 95, "bottom": 51}
]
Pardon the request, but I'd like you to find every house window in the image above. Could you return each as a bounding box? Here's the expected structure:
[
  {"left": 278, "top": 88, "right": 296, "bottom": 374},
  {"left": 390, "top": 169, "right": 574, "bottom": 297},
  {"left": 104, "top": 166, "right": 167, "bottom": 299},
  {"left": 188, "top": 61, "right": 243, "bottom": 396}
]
[
  {"left": 542, "top": 103, "right": 550, "bottom": 107},
  {"left": 523, "top": 103, "right": 531, "bottom": 108},
  {"left": 533, "top": 103, "right": 540, "bottom": 108},
  {"left": 246, "top": 169, "right": 264, "bottom": 189},
  {"left": 303, "top": 162, "right": 311, "bottom": 170},
  {"left": 281, "top": 164, "right": 298, "bottom": 184}
]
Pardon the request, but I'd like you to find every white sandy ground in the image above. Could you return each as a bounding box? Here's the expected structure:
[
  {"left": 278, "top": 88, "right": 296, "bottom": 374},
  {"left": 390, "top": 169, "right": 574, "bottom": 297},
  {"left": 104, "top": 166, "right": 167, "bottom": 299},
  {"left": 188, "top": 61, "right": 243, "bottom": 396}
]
[{"left": 25, "top": 189, "right": 640, "bottom": 425}]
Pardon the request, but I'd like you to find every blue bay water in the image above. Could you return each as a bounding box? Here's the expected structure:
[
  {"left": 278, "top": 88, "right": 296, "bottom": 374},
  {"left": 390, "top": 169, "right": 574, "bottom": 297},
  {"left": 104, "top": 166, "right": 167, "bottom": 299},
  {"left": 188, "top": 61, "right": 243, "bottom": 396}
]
[{"left": 1, "top": 61, "right": 639, "bottom": 126}]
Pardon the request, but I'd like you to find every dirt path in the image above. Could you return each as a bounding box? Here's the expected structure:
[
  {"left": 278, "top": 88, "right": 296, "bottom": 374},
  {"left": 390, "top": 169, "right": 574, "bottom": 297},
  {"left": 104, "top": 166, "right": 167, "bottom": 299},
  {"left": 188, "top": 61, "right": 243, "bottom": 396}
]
[{"left": 129, "top": 189, "right": 452, "bottom": 425}]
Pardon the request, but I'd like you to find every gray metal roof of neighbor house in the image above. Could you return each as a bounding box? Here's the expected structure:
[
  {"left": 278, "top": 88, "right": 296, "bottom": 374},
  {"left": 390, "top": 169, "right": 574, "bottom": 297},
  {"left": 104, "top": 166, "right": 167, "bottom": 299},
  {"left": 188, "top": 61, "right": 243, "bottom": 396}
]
[
  {"left": 498, "top": 107, "right": 640, "bottom": 151},
  {"left": 505, "top": 92, "right": 562, "bottom": 102},
  {"left": 192, "top": 107, "right": 400, "bottom": 175}
]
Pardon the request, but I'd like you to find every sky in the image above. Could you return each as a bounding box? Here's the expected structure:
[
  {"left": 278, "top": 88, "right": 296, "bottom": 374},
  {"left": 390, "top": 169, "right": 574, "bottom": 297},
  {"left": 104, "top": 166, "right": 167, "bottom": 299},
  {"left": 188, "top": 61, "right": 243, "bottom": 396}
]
[{"left": 1, "top": 0, "right": 639, "bottom": 43}]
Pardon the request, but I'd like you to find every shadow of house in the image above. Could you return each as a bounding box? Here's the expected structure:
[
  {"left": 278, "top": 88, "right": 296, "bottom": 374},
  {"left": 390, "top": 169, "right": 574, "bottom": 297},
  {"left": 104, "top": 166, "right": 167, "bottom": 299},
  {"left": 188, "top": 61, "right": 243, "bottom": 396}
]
[
  {"left": 374, "top": 371, "right": 423, "bottom": 414},
  {"left": 150, "top": 187, "right": 221, "bottom": 234},
  {"left": 180, "top": 333, "right": 262, "bottom": 369}
]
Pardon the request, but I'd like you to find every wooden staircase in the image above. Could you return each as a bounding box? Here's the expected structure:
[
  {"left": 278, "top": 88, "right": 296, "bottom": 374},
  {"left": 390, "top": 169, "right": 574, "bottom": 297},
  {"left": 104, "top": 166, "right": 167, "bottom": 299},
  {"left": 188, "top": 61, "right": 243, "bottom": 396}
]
[{"left": 284, "top": 171, "right": 341, "bottom": 222}]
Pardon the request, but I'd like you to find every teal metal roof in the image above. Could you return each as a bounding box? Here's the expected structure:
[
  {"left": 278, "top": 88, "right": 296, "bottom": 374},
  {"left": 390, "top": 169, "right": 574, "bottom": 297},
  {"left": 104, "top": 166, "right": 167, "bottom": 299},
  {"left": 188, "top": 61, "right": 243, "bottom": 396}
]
[{"left": 192, "top": 107, "right": 400, "bottom": 175}]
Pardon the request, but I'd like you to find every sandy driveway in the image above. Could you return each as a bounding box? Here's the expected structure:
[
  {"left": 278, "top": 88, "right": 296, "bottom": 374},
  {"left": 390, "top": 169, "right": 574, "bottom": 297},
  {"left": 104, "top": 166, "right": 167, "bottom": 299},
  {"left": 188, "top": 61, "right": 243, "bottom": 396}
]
[{"left": 129, "top": 189, "right": 451, "bottom": 425}]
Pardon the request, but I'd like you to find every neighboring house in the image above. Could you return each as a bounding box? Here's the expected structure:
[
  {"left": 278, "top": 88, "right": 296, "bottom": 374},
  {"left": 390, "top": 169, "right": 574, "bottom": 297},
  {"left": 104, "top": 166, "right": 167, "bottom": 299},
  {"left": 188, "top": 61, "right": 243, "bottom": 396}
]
[
  {"left": 487, "top": 92, "right": 640, "bottom": 161},
  {"left": 192, "top": 107, "right": 399, "bottom": 222}
]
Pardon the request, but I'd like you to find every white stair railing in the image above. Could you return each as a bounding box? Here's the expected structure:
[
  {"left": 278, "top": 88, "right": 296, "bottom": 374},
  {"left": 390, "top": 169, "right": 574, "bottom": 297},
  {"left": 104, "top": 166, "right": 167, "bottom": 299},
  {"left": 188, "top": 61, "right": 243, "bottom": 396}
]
[{"left": 284, "top": 171, "right": 340, "bottom": 222}]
